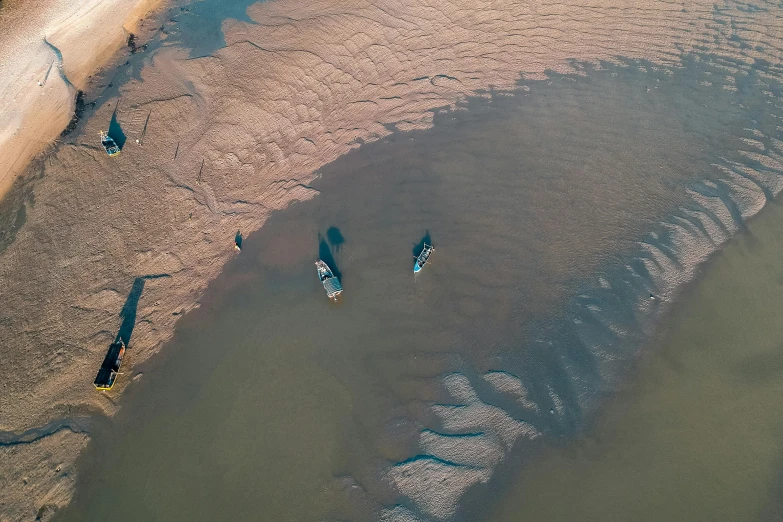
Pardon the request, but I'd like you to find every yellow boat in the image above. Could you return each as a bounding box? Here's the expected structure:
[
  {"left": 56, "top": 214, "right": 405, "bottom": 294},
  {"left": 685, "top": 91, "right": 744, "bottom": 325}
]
[{"left": 94, "top": 340, "right": 125, "bottom": 390}]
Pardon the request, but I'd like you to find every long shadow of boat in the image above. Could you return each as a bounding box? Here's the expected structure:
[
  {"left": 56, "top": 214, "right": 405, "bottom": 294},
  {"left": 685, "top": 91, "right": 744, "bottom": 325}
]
[
  {"left": 116, "top": 277, "right": 145, "bottom": 346},
  {"left": 108, "top": 104, "right": 127, "bottom": 149},
  {"left": 318, "top": 232, "right": 342, "bottom": 281},
  {"left": 94, "top": 277, "right": 145, "bottom": 390},
  {"left": 412, "top": 230, "right": 433, "bottom": 259},
  {"left": 326, "top": 226, "right": 345, "bottom": 253}
]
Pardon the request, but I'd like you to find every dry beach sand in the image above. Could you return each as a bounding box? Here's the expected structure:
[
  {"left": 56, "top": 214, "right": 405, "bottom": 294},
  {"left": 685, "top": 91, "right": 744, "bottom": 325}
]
[
  {"left": 0, "top": 0, "right": 164, "bottom": 200},
  {"left": 1, "top": 0, "right": 782, "bottom": 519}
]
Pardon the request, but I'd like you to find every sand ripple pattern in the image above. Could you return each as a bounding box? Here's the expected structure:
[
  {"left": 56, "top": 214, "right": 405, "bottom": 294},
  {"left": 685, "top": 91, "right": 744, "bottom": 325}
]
[
  {"left": 0, "top": 0, "right": 782, "bottom": 519},
  {"left": 365, "top": 62, "right": 783, "bottom": 522}
]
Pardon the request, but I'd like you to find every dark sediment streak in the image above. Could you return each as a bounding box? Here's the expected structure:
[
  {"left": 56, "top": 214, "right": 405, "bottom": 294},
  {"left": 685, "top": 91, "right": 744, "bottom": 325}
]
[{"left": 0, "top": 418, "right": 91, "bottom": 447}]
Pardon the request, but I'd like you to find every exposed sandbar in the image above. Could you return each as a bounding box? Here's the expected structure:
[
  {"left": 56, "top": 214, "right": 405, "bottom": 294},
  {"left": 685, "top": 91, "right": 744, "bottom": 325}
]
[
  {"left": 0, "top": 0, "right": 165, "bottom": 199},
  {"left": 0, "top": 0, "right": 781, "bottom": 519}
]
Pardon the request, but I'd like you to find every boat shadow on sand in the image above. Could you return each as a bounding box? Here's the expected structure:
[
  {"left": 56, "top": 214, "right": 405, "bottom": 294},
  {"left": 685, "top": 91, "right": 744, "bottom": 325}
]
[
  {"left": 108, "top": 105, "right": 127, "bottom": 150},
  {"left": 115, "top": 274, "right": 171, "bottom": 346},
  {"left": 318, "top": 230, "right": 342, "bottom": 281},
  {"left": 116, "top": 277, "right": 144, "bottom": 346}
]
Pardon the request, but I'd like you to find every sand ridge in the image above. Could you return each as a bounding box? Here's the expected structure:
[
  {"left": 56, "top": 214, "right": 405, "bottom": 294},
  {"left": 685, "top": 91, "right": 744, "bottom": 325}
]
[{"left": 0, "top": 0, "right": 781, "bottom": 519}]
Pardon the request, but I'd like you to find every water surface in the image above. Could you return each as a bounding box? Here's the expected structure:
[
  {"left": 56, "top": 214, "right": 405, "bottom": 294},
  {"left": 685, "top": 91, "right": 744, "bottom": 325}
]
[
  {"left": 58, "top": 55, "right": 782, "bottom": 521},
  {"left": 485, "top": 198, "right": 783, "bottom": 522}
]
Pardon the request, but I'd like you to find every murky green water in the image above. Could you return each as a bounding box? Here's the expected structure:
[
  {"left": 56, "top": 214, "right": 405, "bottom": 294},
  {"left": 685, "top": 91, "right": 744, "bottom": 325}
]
[
  {"left": 57, "top": 54, "right": 783, "bottom": 522},
  {"left": 485, "top": 199, "right": 783, "bottom": 522}
]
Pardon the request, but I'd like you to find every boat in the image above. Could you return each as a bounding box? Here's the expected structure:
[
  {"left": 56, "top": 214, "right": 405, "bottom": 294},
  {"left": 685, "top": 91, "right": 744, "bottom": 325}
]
[
  {"left": 413, "top": 243, "right": 434, "bottom": 273},
  {"left": 100, "top": 130, "right": 121, "bottom": 156},
  {"left": 316, "top": 260, "right": 342, "bottom": 300},
  {"left": 94, "top": 340, "right": 126, "bottom": 390}
]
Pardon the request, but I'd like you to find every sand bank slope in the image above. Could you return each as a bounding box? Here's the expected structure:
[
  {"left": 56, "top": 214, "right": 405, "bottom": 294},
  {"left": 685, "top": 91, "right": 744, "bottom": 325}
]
[
  {"left": 0, "top": 0, "right": 164, "bottom": 200},
  {"left": 0, "top": 0, "right": 781, "bottom": 519},
  {"left": 0, "top": 429, "right": 88, "bottom": 522}
]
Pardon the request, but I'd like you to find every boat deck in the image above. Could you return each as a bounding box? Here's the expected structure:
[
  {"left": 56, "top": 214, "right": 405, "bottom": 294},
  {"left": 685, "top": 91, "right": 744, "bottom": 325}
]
[
  {"left": 94, "top": 341, "right": 125, "bottom": 390},
  {"left": 323, "top": 277, "right": 342, "bottom": 297}
]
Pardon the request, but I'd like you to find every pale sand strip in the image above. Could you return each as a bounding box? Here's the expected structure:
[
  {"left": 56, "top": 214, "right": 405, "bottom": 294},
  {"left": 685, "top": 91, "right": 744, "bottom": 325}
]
[
  {"left": 0, "top": 0, "right": 164, "bottom": 200},
  {"left": 0, "top": 0, "right": 780, "bottom": 519}
]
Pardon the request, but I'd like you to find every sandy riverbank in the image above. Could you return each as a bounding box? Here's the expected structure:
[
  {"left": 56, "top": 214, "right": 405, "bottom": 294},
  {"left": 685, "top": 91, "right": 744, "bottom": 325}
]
[
  {"left": 0, "top": 0, "right": 165, "bottom": 200},
  {"left": 0, "top": 0, "right": 781, "bottom": 520}
]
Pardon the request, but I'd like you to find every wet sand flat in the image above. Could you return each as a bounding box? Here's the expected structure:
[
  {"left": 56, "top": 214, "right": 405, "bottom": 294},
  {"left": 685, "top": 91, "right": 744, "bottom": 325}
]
[
  {"left": 57, "top": 57, "right": 783, "bottom": 521},
  {"left": 0, "top": 0, "right": 782, "bottom": 519}
]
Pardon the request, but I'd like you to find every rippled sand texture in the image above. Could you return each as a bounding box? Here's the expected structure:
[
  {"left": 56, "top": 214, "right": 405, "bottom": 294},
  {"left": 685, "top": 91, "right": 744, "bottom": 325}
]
[
  {"left": 0, "top": 0, "right": 162, "bottom": 199},
  {"left": 329, "top": 63, "right": 783, "bottom": 522},
  {"left": 0, "top": 0, "right": 782, "bottom": 519},
  {"left": 483, "top": 196, "right": 783, "bottom": 522},
  {"left": 53, "top": 61, "right": 781, "bottom": 522}
]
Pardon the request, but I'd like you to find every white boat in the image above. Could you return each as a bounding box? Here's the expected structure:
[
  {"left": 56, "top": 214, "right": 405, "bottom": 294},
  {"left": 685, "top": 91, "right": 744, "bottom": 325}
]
[
  {"left": 414, "top": 243, "right": 434, "bottom": 273},
  {"left": 100, "top": 130, "right": 120, "bottom": 156},
  {"left": 316, "top": 260, "right": 342, "bottom": 300}
]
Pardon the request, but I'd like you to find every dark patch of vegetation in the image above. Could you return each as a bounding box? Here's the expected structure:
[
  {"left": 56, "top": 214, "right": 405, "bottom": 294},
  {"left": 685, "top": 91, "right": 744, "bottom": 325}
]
[
  {"left": 60, "top": 90, "right": 95, "bottom": 137},
  {"left": 127, "top": 33, "right": 147, "bottom": 54}
]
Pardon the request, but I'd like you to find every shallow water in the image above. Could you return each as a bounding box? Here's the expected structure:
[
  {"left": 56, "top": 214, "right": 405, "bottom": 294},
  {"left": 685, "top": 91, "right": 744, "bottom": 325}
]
[
  {"left": 484, "top": 198, "right": 783, "bottom": 522},
  {"left": 167, "top": 0, "right": 258, "bottom": 57},
  {"left": 57, "top": 55, "right": 783, "bottom": 522}
]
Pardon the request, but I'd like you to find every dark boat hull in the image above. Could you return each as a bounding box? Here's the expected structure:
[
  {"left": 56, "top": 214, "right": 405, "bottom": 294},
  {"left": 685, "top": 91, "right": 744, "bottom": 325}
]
[{"left": 94, "top": 340, "right": 126, "bottom": 390}]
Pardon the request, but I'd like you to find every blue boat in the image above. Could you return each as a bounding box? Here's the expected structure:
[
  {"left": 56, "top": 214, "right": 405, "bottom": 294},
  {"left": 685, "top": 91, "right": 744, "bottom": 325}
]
[
  {"left": 316, "top": 260, "right": 342, "bottom": 300},
  {"left": 413, "top": 243, "right": 434, "bottom": 273}
]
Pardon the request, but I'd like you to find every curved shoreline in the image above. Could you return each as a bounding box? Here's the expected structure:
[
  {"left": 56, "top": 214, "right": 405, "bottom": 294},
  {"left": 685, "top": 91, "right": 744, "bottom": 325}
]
[
  {"left": 0, "top": 0, "right": 781, "bottom": 519},
  {"left": 0, "top": 0, "right": 167, "bottom": 201}
]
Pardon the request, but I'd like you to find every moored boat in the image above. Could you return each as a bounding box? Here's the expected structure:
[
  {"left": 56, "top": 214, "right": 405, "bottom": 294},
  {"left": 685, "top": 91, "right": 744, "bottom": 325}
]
[
  {"left": 414, "top": 243, "right": 434, "bottom": 273},
  {"left": 94, "top": 340, "right": 126, "bottom": 390},
  {"left": 100, "top": 130, "right": 121, "bottom": 157},
  {"left": 316, "top": 260, "right": 342, "bottom": 300}
]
